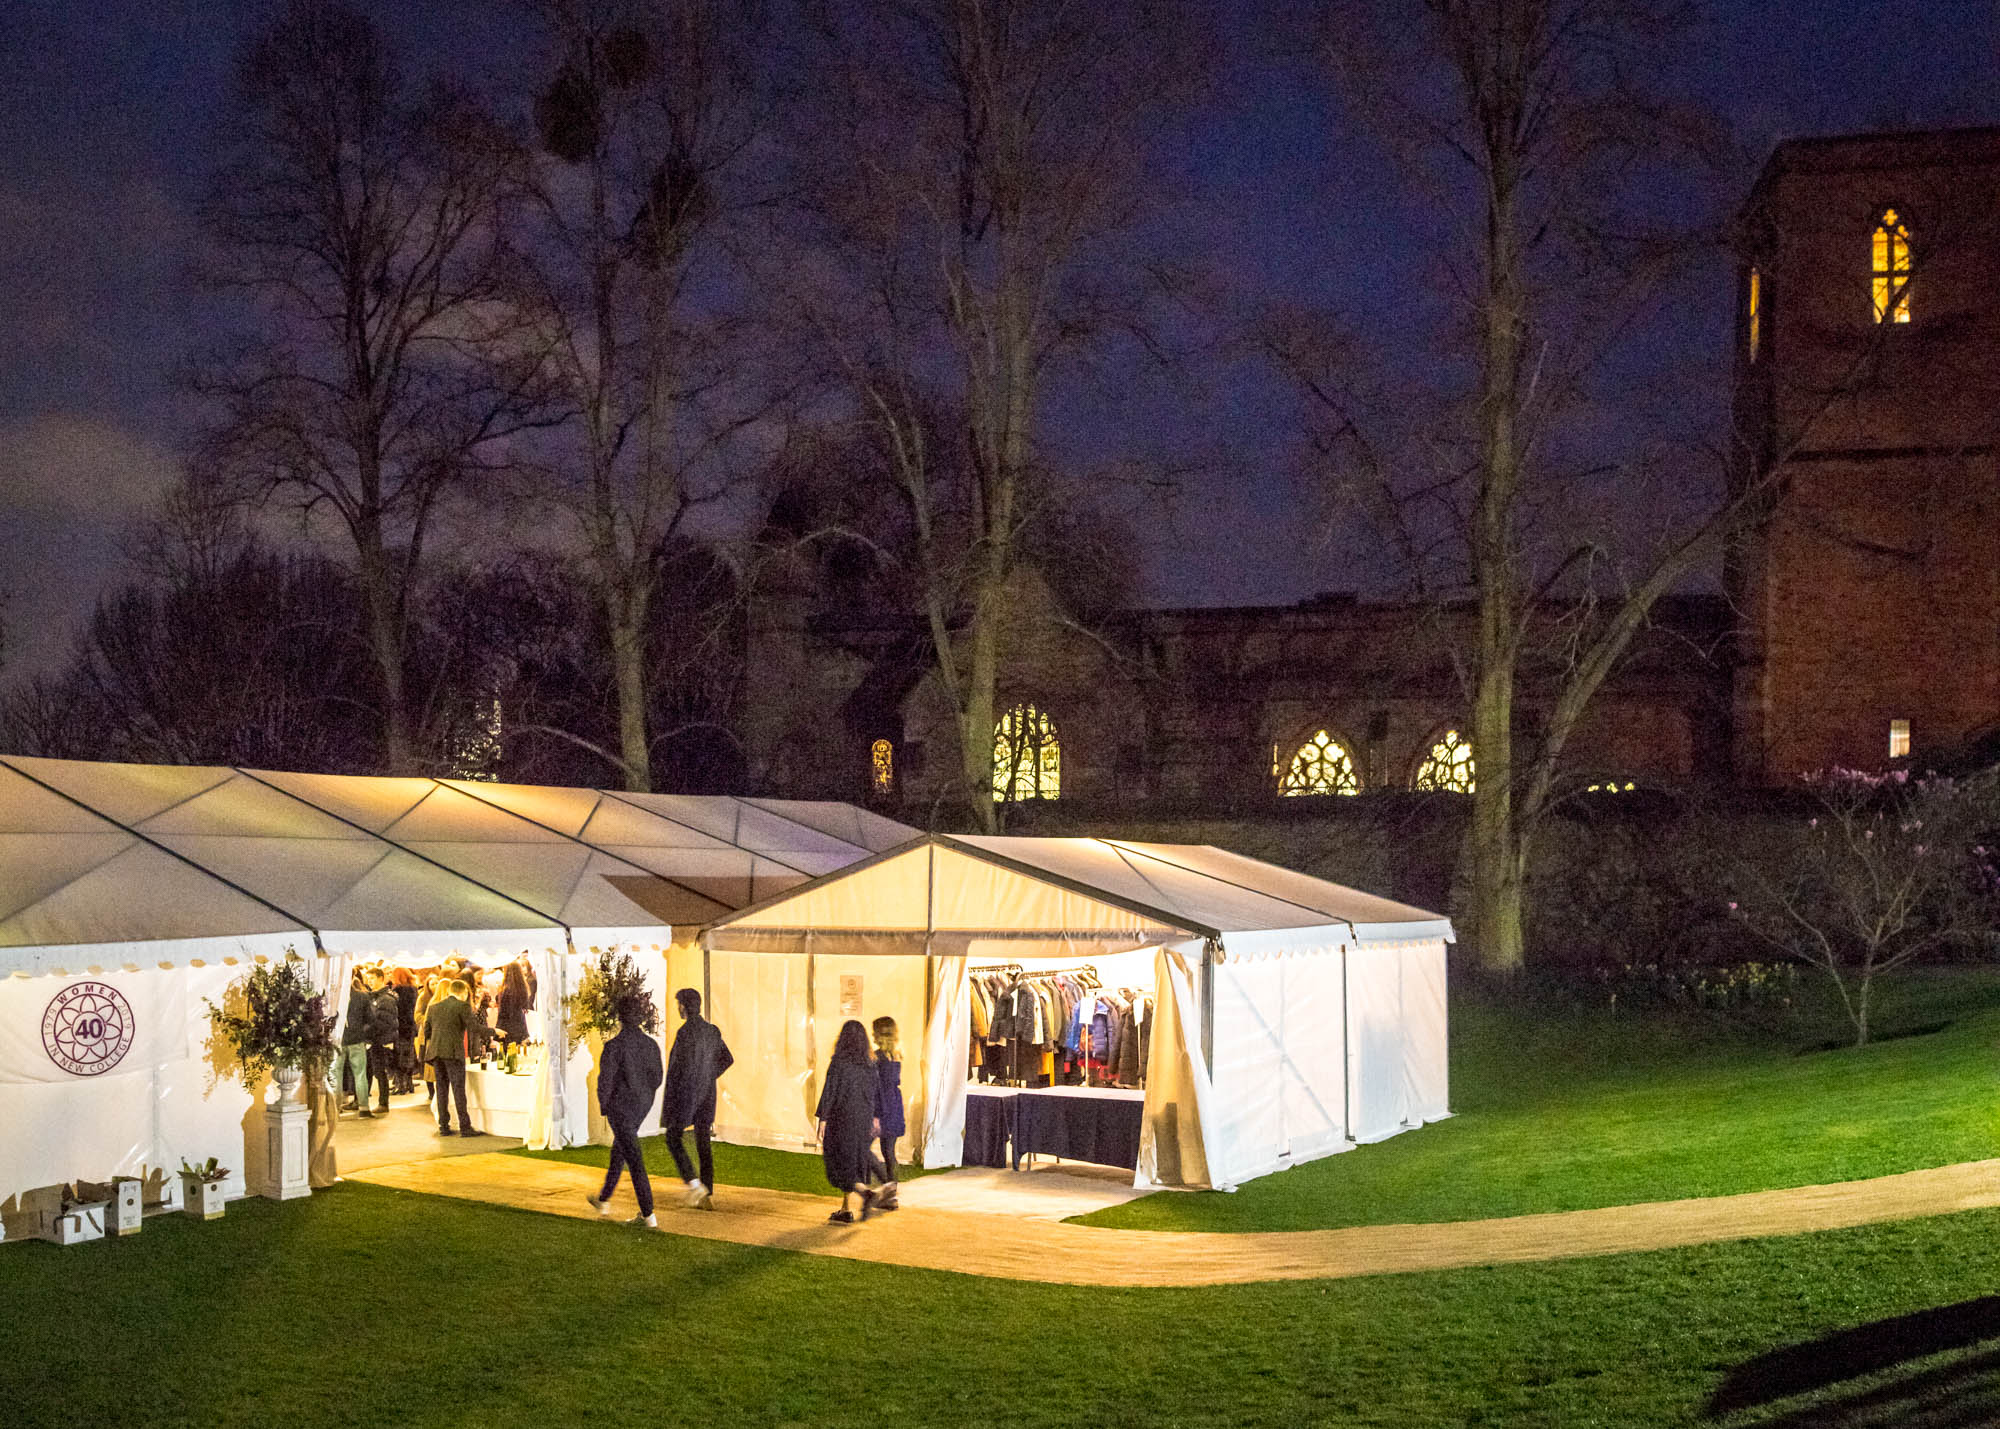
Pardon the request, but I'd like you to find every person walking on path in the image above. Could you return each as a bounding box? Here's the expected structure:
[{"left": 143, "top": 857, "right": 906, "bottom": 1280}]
[
  {"left": 816, "top": 1019, "right": 880, "bottom": 1224},
  {"left": 662, "top": 988, "right": 734, "bottom": 1210},
  {"left": 586, "top": 994, "right": 665, "bottom": 1227},
  {"left": 335, "top": 969, "right": 372, "bottom": 1116},
  {"left": 424, "top": 978, "right": 484, "bottom": 1137},
  {"left": 365, "top": 968, "right": 399, "bottom": 1113},
  {"left": 870, "top": 1016, "right": 905, "bottom": 1211}
]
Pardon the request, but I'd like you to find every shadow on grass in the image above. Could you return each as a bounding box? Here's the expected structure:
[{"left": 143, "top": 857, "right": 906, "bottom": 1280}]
[
  {"left": 1709, "top": 1294, "right": 2000, "bottom": 1425},
  {"left": 1792, "top": 1021, "right": 1955, "bottom": 1057}
]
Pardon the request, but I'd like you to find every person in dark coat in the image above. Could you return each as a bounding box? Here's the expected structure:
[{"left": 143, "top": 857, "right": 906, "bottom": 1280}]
[
  {"left": 662, "top": 988, "right": 734, "bottom": 1209},
  {"left": 816, "top": 1019, "right": 880, "bottom": 1224},
  {"left": 365, "top": 970, "right": 399, "bottom": 1112},
  {"left": 423, "top": 979, "right": 484, "bottom": 1136},
  {"left": 390, "top": 968, "right": 419, "bottom": 1094},
  {"left": 586, "top": 994, "right": 664, "bottom": 1227},
  {"left": 870, "top": 1016, "right": 906, "bottom": 1210},
  {"left": 496, "top": 963, "right": 532, "bottom": 1047},
  {"left": 335, "top": 970, "right": 372, "bottom": 1116}
]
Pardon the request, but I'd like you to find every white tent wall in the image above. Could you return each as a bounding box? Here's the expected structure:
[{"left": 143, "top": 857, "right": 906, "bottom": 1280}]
[
  {"left": 809, "top": 949, "right": 930, "bottom": 1156},
  {"left": 0, "top": 962, "right": 255, "bottom": 1233},
  {"left": 1345, "top": 938, "right": 1452, "bottom": 1142},
  {"left": 1206, "top": 934, "right": 1352, "bottom": 1187},
  {"left": 918, "top": 954, "right": 969, "bottom": 1169},
  {"left": 708, "top": 947, "right": 816, "bottom": 1148}
]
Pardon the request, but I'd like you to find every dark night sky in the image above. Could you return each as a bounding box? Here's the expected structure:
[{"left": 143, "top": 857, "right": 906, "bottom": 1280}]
[{"left": 1, "top": 0, "right": 1995, "bottom": 684}]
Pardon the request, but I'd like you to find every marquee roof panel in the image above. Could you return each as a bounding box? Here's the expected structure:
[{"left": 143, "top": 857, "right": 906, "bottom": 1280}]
[{"left": 0, "top": 757, "right": 914, "bottom": 968}]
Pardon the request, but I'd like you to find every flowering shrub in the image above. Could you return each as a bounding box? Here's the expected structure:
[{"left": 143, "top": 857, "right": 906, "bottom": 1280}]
[
  {"left": 205, "top": 956, "right": 337, "bottom": 1084},
  {"left": 1725, "top": 768, "right": 2000, "bottom": 1045},
  {"left": 1585, "top": 959, "right": 1801, "bottom": 1012}
]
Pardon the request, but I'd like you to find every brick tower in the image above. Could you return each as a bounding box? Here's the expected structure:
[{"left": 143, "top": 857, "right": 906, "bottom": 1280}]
[{"left": 1730, "top": 128, "right": 2000, "bottom": 782}]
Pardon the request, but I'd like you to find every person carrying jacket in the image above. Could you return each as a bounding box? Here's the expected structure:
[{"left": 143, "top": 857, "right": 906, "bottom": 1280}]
[
  {"left": 423, "top": 979, "right": 484, "bottom": 1136},
  {"left": 661, "top": 987, "right": 734, "bottom": 1210},
  {"left": 335, "top": 971, "right": 373, "bottom": 1117},
  {"left": 585, "top": 994, "right": 665, "bottom": 1228},
  {"left": 364, "top": 970, "right": 399, "bottom": 1113}
]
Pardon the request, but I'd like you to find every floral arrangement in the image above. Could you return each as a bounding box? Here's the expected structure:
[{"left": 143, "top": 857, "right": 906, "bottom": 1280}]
[
  {"left": 564, "top": 950, "right": 657, "bottom": 1054},
  {"left": 205, "top": 956, "right": 337, "bottom": 1085}
]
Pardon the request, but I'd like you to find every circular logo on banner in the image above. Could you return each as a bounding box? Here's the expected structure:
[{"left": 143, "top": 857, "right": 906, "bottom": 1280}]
[{"left": 41, "top": 981, "right": 136, "bottom": 1077}]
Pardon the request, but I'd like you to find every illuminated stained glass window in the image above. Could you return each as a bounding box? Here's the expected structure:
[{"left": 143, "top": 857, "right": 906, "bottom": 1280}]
[
  {"left": 1889, "top": 719, "right": 1910, "bottom": 759},
  {"left": 870, "top": 738, "right": 894, "bottom": 795},
  {"left": 1872, "top": 209, "right": 1911, "bottom": 324},
  {"left": 993, "top": 704, "right": 1060, "bottom": 802},
  {"left": 1414, "top": 729, "right": 1475, "bottom": 793},
  {"left": 1278, "top": 729, "right": 1361, "bottom": 796},
  {"left": 1747, "top": 267, "right": 1762, "bottom": 361}
]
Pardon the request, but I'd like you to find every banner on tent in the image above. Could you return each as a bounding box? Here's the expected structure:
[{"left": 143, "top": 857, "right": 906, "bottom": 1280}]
[{"left": 0, "top": 971, "right": 190, "bottom": 1084}]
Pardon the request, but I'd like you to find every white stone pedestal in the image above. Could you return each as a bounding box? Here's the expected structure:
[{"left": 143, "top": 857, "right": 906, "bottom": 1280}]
[{"left": 261, "top": 1097, "right": 312, "bottom": 1201}]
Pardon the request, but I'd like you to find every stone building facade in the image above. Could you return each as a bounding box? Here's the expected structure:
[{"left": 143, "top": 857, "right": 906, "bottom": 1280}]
[
  {"left": 1732, "top": 128, "right": 2000, "bottom": 781},
  {"left": 743, "top": 127, "right": 2000, "bottom": 815}
]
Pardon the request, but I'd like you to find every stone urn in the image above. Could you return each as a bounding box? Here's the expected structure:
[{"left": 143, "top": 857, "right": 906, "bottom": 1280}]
[{"left": 271, "top": 1062, "right": 303, "bottom": 1101}]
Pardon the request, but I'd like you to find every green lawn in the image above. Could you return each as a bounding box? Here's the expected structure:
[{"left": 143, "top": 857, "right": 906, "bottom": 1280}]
[
  {"left": 8, "top": 1182, "right": 2000, "bottom": 1427},
  {"left": 514, "top": 1136, "right": 939, "bottom": 1197},
  {"left": 1082, "top": 967, "right": 2000, "bottom": 1232}
]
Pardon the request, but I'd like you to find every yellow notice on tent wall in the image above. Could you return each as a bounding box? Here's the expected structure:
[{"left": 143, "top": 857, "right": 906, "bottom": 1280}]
[{"left": 839, "top": 974, "right": 863, "bottom": 1018}]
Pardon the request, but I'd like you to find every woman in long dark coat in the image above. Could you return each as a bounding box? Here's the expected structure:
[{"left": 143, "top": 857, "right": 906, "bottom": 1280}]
[
  {"left": 496, "top": 963, "right": 532, "bottom": 1047},
  {"left": 815, "top": 1019, "right": 879, "bottom": 1224}
]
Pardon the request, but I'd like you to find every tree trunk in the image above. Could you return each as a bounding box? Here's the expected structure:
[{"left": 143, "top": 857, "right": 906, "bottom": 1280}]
[
  {"left": 355, "top": 523, "right": 414, "bottom": 776},
  {"left": 1468, "top": 105, "right": 1527, "bottom": 973},
  {"left": 607, "top": 582, "right": 653, "bottom": 794},
  {"left": 960, "top": 593, "right": 1000, "bottom": 834},
  {"left": 1853, "top": 972, "right": 1872, "bottom": 1047}
]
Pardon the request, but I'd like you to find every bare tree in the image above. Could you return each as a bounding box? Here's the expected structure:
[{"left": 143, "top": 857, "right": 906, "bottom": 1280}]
[
  {"left": 511, "top": 0, "right": 779, "bottom": 791},
  {"left": 783, "top": 0, "right": 1209, "bottom": 829},
  {"left": 1293, "top": 0, "right": 1749, "bottom": 970},
  {"left": 194, "top": 0, "right": 548, "bottom": 774},
  {"left": 1727, "top": 771, "right": 2000, "bottom": 1046}
]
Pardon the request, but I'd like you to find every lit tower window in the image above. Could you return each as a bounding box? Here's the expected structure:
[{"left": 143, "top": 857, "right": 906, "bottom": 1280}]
[
  {"left": 993, "top": 704, "right": 1060, "bottom": 802},
  {"left": 1413, "top": 729, "right": 1476, "bottom": 793},
  {"left": 1278, "top": 729, "right": 1361, "bottom": 796},
  {"left": 1871, "top": 209, "right": 1911, "bottom": 324},
  {"left": 1746, "top": 267, "right": 1762, "bottom": 361},
  {"left": 870, "top": 738, "right": 894, "bottom": 795},
  {"left": 1889, "top": 719, "right": 1911, "bottom": 759}
]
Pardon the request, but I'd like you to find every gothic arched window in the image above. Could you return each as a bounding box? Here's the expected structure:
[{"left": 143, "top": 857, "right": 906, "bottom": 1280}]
[
  {"left": 1414, "top": 729, "right": 1475, "bottom": 793},
  {"left": 870, "top": 738, "right": 894, "bottom": 796},
  {"left": 1746, "top": 266, "right": 1763, "bottom": 361},
  {"left": 993, "top": 704, "right": 1060, "bottom": 802},
  {"left": 1872, "top": 208, "right": 1911, "bottom": 324},
  {"left": 1278, "top": 729, "right": 1361, "bottom": 797}
]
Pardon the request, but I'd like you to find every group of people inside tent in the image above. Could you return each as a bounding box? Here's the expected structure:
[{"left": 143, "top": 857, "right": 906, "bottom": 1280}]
[
  {"left": 334, "top": 955, "right": 538, "bottom": 1135},
  {"left": 586, "top": 987, "right": 907, "bottom": 1230}
]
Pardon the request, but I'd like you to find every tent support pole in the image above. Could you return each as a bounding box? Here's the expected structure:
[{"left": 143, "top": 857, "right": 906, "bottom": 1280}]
[
  {"left": 1342, "top": 943, "right": 1356, "bottom": 1144},
  {"left": 1200, "top": 940, "right": 1215, "bottom": 1071}
]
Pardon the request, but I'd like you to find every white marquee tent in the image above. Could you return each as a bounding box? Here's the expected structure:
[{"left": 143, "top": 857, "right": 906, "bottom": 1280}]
[
  {"left": 697, "top": 834, "right": 1453, "bottom": 1191},
  {"left": 0, "top": 754, "right": 914, "bottom": 1209}
]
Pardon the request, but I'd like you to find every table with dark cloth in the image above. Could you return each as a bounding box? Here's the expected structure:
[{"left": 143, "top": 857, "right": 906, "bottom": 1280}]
[
  {"left": 962, "top": 1086, "right": 1019, "bottom": 1168},
  {"left": 1012, "top": 1087, "right": 1145, "bottom": 1171}
]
